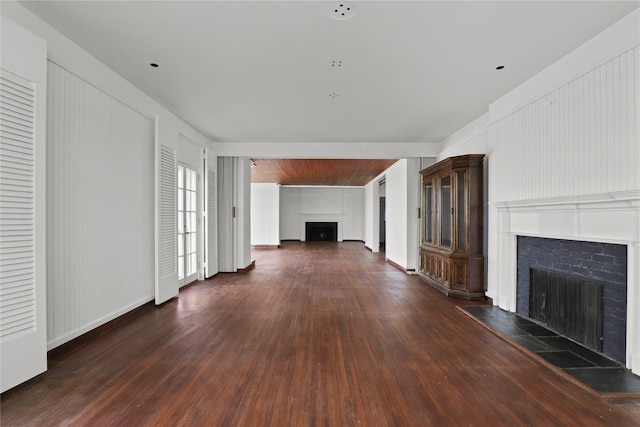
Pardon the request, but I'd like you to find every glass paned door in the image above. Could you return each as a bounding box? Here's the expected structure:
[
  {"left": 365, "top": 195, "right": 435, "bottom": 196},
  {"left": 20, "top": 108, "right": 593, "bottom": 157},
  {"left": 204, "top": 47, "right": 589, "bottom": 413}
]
[
  {"left": 440, "top": 175, "right": 452, "bottom": 247},
  {"left": 456, "top": 171, "right": 467, "bottom": 250},
  {"left": 423, "top": 181, "right": 433, "bottom": 244},
  {"left": 178, "top": 165, "right": 198, "bottom": 285}
]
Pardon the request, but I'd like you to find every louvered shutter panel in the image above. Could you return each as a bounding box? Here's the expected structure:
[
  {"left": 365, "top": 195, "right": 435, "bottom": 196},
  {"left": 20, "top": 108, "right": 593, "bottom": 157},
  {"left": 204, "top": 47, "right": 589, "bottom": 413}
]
[
  {"left": 159, "top": 145, "right": 177, "bottom": 278},
  {"left": 217, "top": 157, "right": 235, "bottom": 272},
  {"left": 0, "top": 72, "right": 36, "bottom": 339},
  {"left": 206, "top": 168, "right": 218, "bottom": 277}
]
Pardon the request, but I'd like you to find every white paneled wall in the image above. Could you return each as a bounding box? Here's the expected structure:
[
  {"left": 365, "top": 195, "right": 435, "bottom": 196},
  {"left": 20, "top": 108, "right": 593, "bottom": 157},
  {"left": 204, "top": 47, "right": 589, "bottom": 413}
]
[
  {"left": 279, "top": 187, "right": 365, "bottom": 241},
  {"left": 489, "top": 47, "right": 639, "bottom": 203},
  {"left": 280, "top": 186, "right": 301, "bottom": 240},
  {"left": 251, "top": 183, "right": 280, "bottom": 246},
  {"left": 46, "top": 62, "right": 155, "bottom": 349},
  {"left": 405, "top": 158, "right": 421, "bottom": 272},
  {"left": 342, "top": 189, "right": 365, "bottom": 241},
  {"left": 384, "top": 160, "right": 408, "bottom": 268}
]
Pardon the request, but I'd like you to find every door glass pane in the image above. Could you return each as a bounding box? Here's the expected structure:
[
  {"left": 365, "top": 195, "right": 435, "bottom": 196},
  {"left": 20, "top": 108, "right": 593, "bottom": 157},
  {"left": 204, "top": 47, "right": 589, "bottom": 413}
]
[
  {"left": 178, "top": 213, "right": 184, "bottom": 236},
  {"left": 423, "top": 182, "right": 433, "bottom": 244},
  {"left": 188, "top": 253, "right": 197, "bottom": 276},
  {"left": 178, "top": 235, "right": 185, "bottom": 257},
  {"left": 177, "top": 165, "right": 185, "bottom": 280},
  {"left": 178, "top": 164, "right": 198, "bottom": 282},
  {"left": 190, "top": 169, "right": 197, "bottom": 189},
  {"left": 190, "top": 212, "right": 197, "bottom": 233},
  {"left": 440, "top": 176, "right": 451, "bottom": 247},
  {"left": 456, "top": 171, "right": 467, "bottom": 250},
  {"left": 178, "top": 258, "right": 184, "bottom": 280}
]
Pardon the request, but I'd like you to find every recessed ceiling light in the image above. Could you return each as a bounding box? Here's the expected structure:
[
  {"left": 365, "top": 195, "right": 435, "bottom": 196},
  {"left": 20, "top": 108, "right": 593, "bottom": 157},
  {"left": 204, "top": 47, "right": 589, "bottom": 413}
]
[
  {"left": 330, "top": 1, "right": 355, "bottom": 20},
  {"left": 496, "top": 65, "right": 505, "bottom": 70},
  {"left": 148, "top": 62, "right": 159, "bottom": 68}
]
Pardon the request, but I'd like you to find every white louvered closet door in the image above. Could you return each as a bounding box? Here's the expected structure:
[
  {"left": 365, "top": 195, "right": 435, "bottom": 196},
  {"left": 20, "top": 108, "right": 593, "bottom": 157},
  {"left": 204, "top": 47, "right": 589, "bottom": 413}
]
[
  {"left": 217, "top": 157, "right": 235, "bottom": 272},
  {"left": 206, "top": 167, "right": 218, "bottom": 278},
  {"left": 0, "top": 69, "right": 46, "bottom": 390},
  {"left": 156, "top": 145, "right": 178, "bottom": 304}
]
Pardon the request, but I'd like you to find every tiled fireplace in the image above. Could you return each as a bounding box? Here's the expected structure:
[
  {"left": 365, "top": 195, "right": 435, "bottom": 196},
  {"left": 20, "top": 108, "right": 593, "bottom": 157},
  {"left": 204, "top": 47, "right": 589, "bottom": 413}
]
[{"left": 491, "top": 191, "right": 640, "bottom": 374}]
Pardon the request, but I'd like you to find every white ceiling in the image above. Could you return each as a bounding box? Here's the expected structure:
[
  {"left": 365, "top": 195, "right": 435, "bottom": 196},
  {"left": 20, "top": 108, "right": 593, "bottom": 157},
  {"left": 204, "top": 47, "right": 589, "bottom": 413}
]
[{"left": 18, "top": 1, "right": 639, "bottom": 145}]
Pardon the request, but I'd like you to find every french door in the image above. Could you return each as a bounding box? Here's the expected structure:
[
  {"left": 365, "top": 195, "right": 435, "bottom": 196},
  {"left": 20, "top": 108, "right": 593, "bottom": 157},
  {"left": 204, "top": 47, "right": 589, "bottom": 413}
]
[{"left": 178, "top": 164, "right": 198, "bottom": 286}]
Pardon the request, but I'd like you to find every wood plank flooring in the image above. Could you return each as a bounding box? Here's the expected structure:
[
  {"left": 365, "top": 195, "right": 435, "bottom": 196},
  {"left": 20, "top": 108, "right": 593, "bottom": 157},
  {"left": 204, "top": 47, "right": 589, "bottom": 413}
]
[{"left": 2, "top": 241, "right": 640, "bottom": 426}]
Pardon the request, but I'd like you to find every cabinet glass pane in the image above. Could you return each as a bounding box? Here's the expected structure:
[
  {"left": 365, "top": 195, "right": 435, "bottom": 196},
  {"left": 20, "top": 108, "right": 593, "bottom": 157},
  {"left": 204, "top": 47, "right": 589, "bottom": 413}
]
[
  {"left": 440, "top": 176, "right": 451, "bottom": 247},
  {"left": 423, "top": 182, "right": 433, "bottom": 243},
  {"left": 456, "top": 172, "right": 467, "bottom": 250}
]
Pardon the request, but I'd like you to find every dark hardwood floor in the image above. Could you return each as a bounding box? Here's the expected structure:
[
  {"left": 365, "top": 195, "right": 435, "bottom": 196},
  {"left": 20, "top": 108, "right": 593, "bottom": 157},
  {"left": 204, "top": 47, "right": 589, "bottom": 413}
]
[{"left": 2, "top": 241, "right": 640, "bottom": 426}]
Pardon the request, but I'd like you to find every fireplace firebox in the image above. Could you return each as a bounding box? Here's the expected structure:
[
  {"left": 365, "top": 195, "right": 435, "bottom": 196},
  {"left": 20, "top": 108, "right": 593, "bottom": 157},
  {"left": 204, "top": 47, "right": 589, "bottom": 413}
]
[
  {"left": 517, "top": 236, "right": 627, "bottom": 363},
  {"left": 529, "top": 268, "right": 604, "bottom": 352},
  {"left": 305, "top": 222, "right": 337, "bottom": 242}
]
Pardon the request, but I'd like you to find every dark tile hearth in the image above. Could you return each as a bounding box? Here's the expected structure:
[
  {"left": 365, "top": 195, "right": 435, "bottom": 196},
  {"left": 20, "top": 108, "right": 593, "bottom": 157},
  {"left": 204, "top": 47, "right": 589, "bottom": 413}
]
[{"left": 461, "top": 305, "right": 640, "bottom": 397}]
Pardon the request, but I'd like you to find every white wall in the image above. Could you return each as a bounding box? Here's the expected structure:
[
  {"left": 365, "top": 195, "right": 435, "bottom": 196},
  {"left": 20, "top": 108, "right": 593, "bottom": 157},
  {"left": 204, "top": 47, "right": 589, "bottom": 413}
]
[
  {"left": 364, "top": 182, "right": 378, "bottom": 252},
  {"left": 440, "top": 10, "right": 639, "bottom": 294},
  {"left": 364, "top": 179, "right": 388, "bottom": 252},
  {"left": 384, "top": 160, "right": 408, "bottom": 269},
  {"left": 405, "top": 158, "right": 421, "bottom": 272},
  {"left": 178, "top": 134, "right": 203, "bottom": 170},
  {"left": 279, "top": 187, "right": 365, "bottom": 241},
  {"left": 342, "top": 189, "right": 365, "bottom": 240},
  {"left": 280, "top": 187, "right": 301, "bottom": 240},
  {"left": 217, "top": 141, "right": 440, "bottom": 158},
  {"left": 251, "top": 183, "right": 280, "bottom": 246},
  {"left": 364, "top": 159, "right": 422, "bottom": 271},
  {"left": 440, "top": 9, "right": 640, "bottom": 372},
  {"left": 235, "top": 158, "right": 252, "bottom": 269},
  {"left": 2, "top": 2, "right": 214, "bottom": 350},
  {"left": 46, "top": 62, "right": 155, "bottom": 348}
]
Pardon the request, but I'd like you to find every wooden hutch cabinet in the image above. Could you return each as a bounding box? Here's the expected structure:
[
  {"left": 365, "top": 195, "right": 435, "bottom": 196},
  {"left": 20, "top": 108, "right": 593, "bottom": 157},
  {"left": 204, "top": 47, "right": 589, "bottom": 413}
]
[{"left": 419, "top": 154, "right": 485, "bottom": 300}]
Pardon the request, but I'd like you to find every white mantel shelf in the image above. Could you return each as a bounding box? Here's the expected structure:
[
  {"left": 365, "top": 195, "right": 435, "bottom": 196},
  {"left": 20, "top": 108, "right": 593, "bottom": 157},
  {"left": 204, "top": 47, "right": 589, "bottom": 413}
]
[{"left": 488, "top": 190, "right": 640, "bottom": 375}]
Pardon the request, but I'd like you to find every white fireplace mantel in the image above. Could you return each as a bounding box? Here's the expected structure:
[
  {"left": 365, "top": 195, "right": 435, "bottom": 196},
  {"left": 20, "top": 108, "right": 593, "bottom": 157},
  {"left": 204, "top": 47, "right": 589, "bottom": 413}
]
[
  {"left": 488, "top": 190, "right": 640, "bottom": 374},
  {"left": 299, "top": 214, "right": 344, "bottom": 242}
]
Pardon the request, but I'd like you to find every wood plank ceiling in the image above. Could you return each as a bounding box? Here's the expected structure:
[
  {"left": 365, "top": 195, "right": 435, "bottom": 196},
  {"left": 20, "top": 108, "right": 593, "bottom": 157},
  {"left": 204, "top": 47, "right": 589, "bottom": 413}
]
[{"left": 250, "top": 159, "right": 398, "bottom": 186}]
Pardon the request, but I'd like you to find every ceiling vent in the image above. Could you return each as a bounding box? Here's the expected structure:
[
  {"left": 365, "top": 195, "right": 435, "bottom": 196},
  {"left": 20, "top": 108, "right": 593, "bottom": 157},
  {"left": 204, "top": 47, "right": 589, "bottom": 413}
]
[{"left": 330, "top": 2, "right": 355, "bottom": 20}]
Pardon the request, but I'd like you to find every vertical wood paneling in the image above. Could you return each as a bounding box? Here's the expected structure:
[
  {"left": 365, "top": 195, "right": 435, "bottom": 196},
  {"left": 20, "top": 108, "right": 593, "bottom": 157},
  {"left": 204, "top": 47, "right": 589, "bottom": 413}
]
[
  {"left": 46, "top": 62, "right": 154, "bottom": 348},
  {"left": 489, "top": 46, "right": 639, "bottom": 203}
]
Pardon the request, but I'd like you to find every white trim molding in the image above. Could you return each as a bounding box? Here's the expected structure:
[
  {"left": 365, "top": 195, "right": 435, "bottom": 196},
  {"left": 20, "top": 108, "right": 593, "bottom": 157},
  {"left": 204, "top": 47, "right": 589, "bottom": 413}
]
[{"left": 489, "top": 190, "right": 640, "bottom": 374}]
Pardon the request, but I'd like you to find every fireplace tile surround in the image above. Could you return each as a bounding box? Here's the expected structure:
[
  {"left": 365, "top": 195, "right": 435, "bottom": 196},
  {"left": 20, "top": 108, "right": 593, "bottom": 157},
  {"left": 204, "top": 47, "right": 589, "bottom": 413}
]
[
  {"left": 462, "top": 305, "right": 640, "bottom": 397},
  {"left": 490, "top": 190, "right": 640, "bottom": 374}
]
